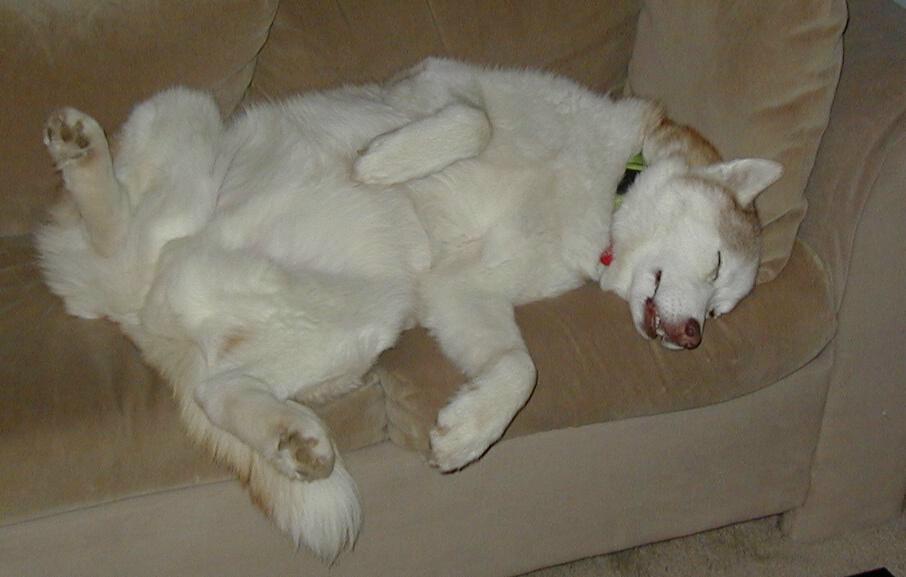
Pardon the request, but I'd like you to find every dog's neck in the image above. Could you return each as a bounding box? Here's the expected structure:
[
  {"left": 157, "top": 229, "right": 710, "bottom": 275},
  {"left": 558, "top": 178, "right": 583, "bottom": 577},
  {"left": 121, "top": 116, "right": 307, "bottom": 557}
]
[
  {"left": 598, "top": 152, "right": 646, "bottom": 269},
  {"left": 599, "top": 116, "right": 724, "bottom": 270}
]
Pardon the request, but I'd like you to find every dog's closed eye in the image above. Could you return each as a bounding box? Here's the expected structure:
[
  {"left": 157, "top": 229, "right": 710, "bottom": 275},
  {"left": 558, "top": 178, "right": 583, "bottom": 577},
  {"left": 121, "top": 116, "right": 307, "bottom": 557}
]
[{"left": 710, "top": 251, "right": 722, "bottom": 283}]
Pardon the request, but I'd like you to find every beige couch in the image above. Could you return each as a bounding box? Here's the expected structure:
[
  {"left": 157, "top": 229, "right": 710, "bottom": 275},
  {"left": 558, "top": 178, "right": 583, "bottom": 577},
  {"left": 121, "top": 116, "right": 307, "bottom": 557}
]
[{"left": 1, "top": 1, "right": 904, "bottom": 576}]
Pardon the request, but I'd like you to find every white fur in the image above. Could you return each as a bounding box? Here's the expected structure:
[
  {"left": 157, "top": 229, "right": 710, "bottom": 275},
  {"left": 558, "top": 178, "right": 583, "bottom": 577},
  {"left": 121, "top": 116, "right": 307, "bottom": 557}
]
[{"left": 37, "top": 58, "right": 780, "bottom": 560}]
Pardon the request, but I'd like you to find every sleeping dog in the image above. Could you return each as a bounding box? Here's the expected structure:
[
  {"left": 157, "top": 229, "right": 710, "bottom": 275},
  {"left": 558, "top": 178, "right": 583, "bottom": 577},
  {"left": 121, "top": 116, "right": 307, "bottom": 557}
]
[{"left": 38, "top": 58, "right": 781, "bottom": 560}]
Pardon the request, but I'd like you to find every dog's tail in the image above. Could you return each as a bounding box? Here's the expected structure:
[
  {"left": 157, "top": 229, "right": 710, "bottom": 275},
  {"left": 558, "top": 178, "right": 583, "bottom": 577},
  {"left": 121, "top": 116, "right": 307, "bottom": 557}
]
[
  {"left": 171, "top": 376, "right": 362, "bottom": 563},
  {"left": 353, "top": 103, "right": 491, "bottom": 185},
  {"left": 245, "top": 450, "right": 362, "bottom": 562}
]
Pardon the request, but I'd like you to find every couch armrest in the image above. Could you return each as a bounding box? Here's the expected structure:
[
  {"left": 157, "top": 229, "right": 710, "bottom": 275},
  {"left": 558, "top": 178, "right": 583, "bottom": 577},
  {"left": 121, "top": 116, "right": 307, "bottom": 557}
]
[
  {"left": 799, "top": 0, "right": 906, "bottom": 308},
  {"left": 786, "top": 0, "right": 906, "bottom": 540}
]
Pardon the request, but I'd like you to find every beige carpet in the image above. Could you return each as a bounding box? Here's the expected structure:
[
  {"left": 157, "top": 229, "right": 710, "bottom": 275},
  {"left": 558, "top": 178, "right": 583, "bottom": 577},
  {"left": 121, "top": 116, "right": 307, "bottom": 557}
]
[{"left": 524, "top": 512, "right": 906, "bottom": 577}]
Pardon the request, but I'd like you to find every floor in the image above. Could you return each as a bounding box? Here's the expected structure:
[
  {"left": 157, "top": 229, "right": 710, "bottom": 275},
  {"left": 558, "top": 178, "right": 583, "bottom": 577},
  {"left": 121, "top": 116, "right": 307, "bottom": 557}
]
[{"left": 523, "top": 512, "right": 906, "bottom": 577}]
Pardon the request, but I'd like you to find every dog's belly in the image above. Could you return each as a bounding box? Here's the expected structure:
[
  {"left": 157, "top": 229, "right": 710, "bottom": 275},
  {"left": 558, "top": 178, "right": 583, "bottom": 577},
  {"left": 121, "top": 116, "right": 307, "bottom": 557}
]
[
  {"left": 244, "top": 193, "right": 425, "bottom": 279},
  {"left": 208, "top": 184, "right": 427, "bottom": 284},
  {"left": 210, "top": 102, "right": 431, "bottom": 281},
  {"left": 407, "top": 159, "right": 535, "bottom": 252},
  {"left": 401, "top": 135, "right": 597, "bottom": 302}
]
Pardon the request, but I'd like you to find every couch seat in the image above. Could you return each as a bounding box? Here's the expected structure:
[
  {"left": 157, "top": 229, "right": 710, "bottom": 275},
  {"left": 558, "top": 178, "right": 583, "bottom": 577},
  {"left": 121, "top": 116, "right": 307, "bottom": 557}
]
[
  {"left": 0, "top": 236, "right": 386, "bottom": 523},
  {"left": 0, "top": 236, "right": 835, "bottom": 527},
  {"left": 378, "top": 241, "right": 836, "bottom": 453}
]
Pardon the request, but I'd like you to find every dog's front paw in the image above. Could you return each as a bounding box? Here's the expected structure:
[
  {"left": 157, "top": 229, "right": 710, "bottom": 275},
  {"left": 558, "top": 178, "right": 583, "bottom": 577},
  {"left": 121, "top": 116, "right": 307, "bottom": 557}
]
[
  {"left": 429, "top": 423, "right": 489, "bottom": 473},
  {"left": 428, "top": 392, "right": 508, "bottom": 473},
  {"left": 352, "top": 133, "right": 398, "bottom": 185},
  {"left": 44, "top": 108, "right": 104, "bottom": 168}
]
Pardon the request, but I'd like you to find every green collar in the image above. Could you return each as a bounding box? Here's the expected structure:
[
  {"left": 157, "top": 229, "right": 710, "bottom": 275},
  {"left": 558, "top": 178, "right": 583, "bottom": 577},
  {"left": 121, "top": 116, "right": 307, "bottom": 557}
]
[
  {"left": 614, "top": 152, "right": 646, "bottom": 210},
  {"left": 626, "top": 152, "right": 646, "bottom": 172}
]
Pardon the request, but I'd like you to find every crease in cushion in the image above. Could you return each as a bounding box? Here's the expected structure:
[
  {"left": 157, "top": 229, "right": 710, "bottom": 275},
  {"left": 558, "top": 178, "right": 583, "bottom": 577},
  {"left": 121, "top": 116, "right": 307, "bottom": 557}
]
[
  {"left": 0, "top": 236, "right": 387, "bottom": 524},
  {"left": 378, "top": 241, "right": 836, "bottom": 454},
  {"left": 0, "top": 0, "right": 279, "bottom": 237},
  {"left": 246, "top": 0, "right": 640, "bottom": 100},
  {"left": 626, "top": 0, "right": 847, "bottom": 283}
]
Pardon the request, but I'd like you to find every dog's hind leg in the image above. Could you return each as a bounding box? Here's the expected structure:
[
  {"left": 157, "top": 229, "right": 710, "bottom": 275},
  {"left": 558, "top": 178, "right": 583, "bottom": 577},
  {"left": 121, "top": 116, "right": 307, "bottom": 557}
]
[
  {"left": 418, "top": 263, "right": 538, "bottom": 472},
  {"left": 181, "top": 367, "right": 360, "bottom": 561},
  {"left": 45, "top": 108, "right": 128, "bottom": 256},
  {"left": 194, "top": 370, "right": 336, "bottom": 482},
  {"left": 140, "top": 243, "right": 364, "bottom": 560},
  {"left": 353, "top": 103, "right": 490, "bottom": 185}
]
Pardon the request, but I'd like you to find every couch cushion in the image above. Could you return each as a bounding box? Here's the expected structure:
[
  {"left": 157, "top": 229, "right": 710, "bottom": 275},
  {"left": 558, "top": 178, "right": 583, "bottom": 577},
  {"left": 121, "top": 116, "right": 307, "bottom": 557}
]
[
  {"left": 626, "top": 0, "right": 847, "bottom": 283},
  {"left": 0, "top": 236, "right": 387, "bottom": 524},
  {"left": 0, "top": 0, "right": 278, "bottom": 237},
  {"left": 247, "top": 0, "right": 640, "bottom": 100},
  {"left": 378, "top": 241, "right": 836, "bottom": 454}
]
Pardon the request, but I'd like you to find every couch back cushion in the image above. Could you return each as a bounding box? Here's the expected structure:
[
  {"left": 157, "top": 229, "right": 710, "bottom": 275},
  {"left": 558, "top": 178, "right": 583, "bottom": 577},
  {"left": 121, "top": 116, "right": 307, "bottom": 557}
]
[
  {"left": 247, "top": 0, "right": 640, "bottom": 100},
  {"left": 627, "top": 0, "right": 847, "bottom": 282},
  {"left": 0, "top": 0, "right": 278, "bottom": 236}
]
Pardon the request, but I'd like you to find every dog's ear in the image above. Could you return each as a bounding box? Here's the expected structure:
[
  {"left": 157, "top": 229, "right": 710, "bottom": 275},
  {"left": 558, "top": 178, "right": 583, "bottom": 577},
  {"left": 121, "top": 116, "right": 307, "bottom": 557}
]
[{"left": 695, "top": 159, "right": 784, "bottom": 207}]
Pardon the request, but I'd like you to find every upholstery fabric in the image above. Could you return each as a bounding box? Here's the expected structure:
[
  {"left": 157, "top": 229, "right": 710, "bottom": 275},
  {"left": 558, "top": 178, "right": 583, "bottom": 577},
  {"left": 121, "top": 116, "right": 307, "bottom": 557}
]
[
  {"left": 378, "top": 242, "right": 835, "bottom": 454},
  {"left": 0, "top": 236, "right": 387, "bottom": 523},
  {"left": 3, "top": 2, "right": 904, "bottom": 574},
  {"left": 0, "top": 237, "right": 833, "bottom": 524},
  {"left": 786, "top": 0, "right": 906, "bottom": 539},
  {"left": 626, "top": 0, "right": 847, "bottom": 282},
  {"left": 798, "top": 0, "right": 906, "bottom": 309},
  {"left": 0, "top": 0, "right": 279, "bottom": 236},
  {"left": 0, "top": 356, "right": 830, "bottom": 577},
  {"left": 247, "top": 0, "right": 640, "bottom": 100}
]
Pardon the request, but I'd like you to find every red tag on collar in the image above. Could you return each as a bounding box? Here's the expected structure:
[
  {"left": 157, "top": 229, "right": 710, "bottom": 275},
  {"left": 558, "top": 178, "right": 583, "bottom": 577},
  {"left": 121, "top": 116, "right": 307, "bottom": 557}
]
[{"left": 600, "top": 245, "right": 614, "bottom": 266}]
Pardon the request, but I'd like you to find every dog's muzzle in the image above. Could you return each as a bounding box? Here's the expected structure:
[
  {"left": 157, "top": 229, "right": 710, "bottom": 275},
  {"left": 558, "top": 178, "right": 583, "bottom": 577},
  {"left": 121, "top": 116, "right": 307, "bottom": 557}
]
[{"left": 643, "top": 298, "right": 702, "bottom": 350}]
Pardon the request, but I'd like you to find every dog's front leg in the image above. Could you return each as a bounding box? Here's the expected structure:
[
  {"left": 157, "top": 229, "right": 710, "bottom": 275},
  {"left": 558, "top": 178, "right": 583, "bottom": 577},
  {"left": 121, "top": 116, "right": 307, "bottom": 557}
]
[
  {"left": 419, "top": 268, "right": 537, "bottom": 472},
  {"left": 353, "top": 103, "right": 490, "bottom": 186}
]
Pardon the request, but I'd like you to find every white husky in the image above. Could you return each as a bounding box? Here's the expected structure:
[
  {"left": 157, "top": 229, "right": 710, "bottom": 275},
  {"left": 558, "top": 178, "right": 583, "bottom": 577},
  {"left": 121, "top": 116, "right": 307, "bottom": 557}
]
[{"left": 37, "top": 58, "right": 781, "bottom": 560}]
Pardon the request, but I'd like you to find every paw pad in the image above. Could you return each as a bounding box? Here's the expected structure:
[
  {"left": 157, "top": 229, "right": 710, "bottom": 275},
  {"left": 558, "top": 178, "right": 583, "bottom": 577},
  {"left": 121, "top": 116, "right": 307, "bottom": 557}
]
[
  {"left": 44, "top": 108, "right": 101, "bottom": 166},
  {"left": 277, "top": 430, "right": 335, "bottom": 481}
]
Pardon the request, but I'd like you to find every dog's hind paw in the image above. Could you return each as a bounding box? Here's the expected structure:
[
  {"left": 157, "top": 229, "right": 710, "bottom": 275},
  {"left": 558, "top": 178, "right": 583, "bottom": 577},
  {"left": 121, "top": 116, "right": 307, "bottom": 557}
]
[
  {"left": 276, "top": 430, "right": 335, "bottom": 481},
  {"left": 44, "top": 108, "right": 104, "bottom": 167},
  {"left": 270, "top": 404, "right": 336, "bottom": 481}
]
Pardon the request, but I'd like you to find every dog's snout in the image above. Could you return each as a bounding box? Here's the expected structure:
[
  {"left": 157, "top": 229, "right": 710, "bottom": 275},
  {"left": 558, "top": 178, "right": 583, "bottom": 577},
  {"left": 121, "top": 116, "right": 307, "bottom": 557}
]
[{"left": 658, "top": 317, "right": 702, "bottom": 350}]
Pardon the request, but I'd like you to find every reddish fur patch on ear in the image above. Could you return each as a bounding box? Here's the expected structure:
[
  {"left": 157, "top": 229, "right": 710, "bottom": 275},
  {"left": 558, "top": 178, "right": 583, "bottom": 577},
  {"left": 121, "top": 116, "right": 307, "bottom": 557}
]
[
  {"left": 720, "top": 195, "right": 761, "bottom": 258},
  {"left": 679, "top": 175, "right": 762, "bottom": 259},
  {"left": 647, "top": 116, "right": 722, "bottom": 166}
]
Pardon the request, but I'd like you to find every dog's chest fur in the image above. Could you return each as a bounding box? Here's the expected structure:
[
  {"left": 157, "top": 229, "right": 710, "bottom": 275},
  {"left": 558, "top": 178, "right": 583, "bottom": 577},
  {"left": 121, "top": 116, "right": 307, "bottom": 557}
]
[{"left": 396, "top": 66, "right": 655, "bottom": 300}]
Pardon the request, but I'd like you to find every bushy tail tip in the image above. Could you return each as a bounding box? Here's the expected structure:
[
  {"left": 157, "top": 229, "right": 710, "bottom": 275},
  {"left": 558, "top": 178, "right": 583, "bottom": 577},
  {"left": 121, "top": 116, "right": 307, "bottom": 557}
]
[{"left": 248, "top": 453, "right": 362, "bottom": 563}]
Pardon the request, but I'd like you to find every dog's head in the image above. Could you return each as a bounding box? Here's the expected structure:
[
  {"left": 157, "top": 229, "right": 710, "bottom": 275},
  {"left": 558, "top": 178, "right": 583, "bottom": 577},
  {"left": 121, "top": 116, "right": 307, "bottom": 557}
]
[{"left": 602, "top": 156, "right": 783, "bottom": 349}]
